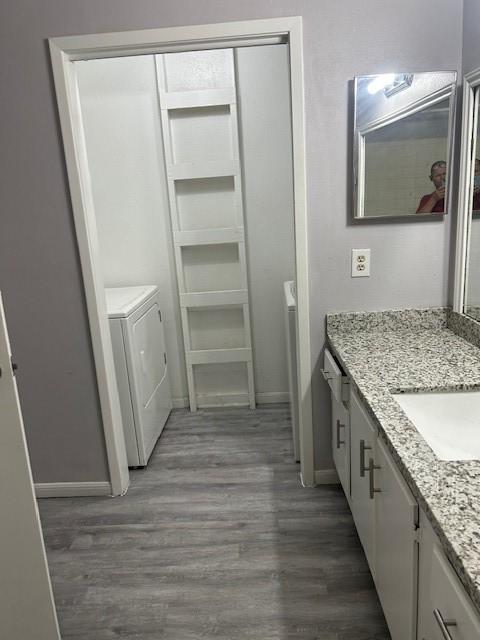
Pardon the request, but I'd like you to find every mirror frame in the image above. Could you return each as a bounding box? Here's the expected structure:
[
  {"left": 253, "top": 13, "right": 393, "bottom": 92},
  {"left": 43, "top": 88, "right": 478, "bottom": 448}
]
[
  {"left": 453, "top": 67, "right": 480, "bottom": 314},
  {"left": 353, "top": 72, "right": 457, "bottom": 221}
]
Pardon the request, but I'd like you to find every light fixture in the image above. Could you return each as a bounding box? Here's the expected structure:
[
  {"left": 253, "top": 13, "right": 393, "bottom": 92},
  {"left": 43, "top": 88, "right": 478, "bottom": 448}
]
[
  {"left": 367, "top": 74, "right": 395, "bottom": 95},
  {"left": 367, "top": 73, "right": 414, "bottom": 97},
  {"left": 383, "top": 73, "right": 414, "bottom": 98}
]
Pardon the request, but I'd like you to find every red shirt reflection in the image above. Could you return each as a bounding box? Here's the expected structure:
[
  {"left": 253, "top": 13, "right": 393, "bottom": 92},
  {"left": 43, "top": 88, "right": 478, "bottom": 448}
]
[{"left": 416, "top": 161, "right": 446, "bottom": 214}]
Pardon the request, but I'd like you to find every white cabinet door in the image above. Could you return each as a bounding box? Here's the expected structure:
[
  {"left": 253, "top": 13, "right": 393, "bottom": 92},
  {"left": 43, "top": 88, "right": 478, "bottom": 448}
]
[
  {"left": 375, "top": 438, "right": 418, "bottom": 640},
  {"left": 418, "top": 511, "right": 480, "bottom": 640},
  {"left": 331, "top": 394, "right": 350, "bottom": 500},
  {"left": 0, "top": 293, "right": 60, "bottom": 639},
  {"left": 350, "top": 388, "right": 376, "bottom": 575}
]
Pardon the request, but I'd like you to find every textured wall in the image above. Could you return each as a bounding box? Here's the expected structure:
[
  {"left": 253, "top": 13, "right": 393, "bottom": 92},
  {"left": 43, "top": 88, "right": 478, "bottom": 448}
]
[
  {"left": 0, "top": 0, "right": 463, "bottom": 481},
  {"left": 463, "top": 0, "right": 480, "bottom": 75}
]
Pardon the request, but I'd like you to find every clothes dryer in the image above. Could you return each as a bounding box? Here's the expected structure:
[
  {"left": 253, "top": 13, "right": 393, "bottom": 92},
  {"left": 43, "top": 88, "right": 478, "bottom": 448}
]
[{"left": 105, "top": 285, "right": 172, "bottom": 467}]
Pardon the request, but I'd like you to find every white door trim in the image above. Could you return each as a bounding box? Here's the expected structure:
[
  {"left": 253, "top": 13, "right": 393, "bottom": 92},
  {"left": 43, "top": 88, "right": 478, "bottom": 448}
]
[
  {"left": 453, "top": 68, "right": 480, "bottom": 313},
  {"left": 48, "top": 16, "right": 315, "bottom": 490}
]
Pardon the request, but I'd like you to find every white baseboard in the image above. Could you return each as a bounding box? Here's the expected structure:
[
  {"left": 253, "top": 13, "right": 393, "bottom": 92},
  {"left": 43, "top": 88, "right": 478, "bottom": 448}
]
[
  {"left": 314, "top": 469, "right": 340, "bottom": 485},
  {"left": 172, "top": 392, "right": 289, "bottom": 409},
  {"left": 172, "top": 397, "right": 189, "bottom": 408},
  {"left": 197, "top": 393, "right": 250, "bottom": 408},
  {"left": 35, "top": 481, "right": 112, "bottom": 498},
  {"left": 256, "top": 391, "right": 289, "bottom": 404}
]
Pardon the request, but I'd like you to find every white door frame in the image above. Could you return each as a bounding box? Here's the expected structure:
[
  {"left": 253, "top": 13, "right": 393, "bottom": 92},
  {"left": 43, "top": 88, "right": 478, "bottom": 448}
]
[
  {"left": 453, "top": 68, "right": 480, "bottom": 313},
  {"left": 49, "top": 16, "right": 315, "bottom": 493}
]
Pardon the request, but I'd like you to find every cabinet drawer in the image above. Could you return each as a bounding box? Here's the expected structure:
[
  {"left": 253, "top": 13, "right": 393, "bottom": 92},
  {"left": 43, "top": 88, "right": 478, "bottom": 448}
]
[
  {"left": 323, "top": 348, "right": 348, "bottom": 403},
  {"left": 418, "top": 513, "right": 480, "bottom": 640},
  {"left": 426, "top": 546, "right": 480, "bottom": 639}
]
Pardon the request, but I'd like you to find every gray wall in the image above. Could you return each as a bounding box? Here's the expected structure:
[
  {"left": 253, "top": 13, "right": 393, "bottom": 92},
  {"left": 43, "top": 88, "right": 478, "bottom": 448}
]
[
  {"left": 463, "top": 0, "right": 480, "bottom": 75},
  {"left": 0, "top": 0, "right": 463, "bottom": 482}
]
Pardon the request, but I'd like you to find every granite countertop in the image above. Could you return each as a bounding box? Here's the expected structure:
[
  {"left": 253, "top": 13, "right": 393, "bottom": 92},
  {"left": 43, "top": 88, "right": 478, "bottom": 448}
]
[{"left": 326, "top": 308, "right": 480, "bottom": 614}]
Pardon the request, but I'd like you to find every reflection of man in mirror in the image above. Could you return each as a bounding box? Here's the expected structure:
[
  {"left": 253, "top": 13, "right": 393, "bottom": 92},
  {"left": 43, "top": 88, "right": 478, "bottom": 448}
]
[
  {"left": 473, "top": 158, "right": 480, "bottom": 212},
  {"left": 416, "top": 161, "right": 446, "bottom": 214}
]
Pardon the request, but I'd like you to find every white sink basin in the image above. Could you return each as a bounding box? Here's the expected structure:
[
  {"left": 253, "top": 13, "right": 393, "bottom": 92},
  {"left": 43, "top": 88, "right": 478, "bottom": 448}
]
[{"left": 394, "top": 391, "right": 480, "bottom": 461}]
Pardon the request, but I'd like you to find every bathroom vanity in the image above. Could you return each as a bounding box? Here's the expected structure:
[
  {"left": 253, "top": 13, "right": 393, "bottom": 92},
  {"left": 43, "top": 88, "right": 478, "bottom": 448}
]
[{"left": 325, "top": 308, "right": 480, "bottom": 640}]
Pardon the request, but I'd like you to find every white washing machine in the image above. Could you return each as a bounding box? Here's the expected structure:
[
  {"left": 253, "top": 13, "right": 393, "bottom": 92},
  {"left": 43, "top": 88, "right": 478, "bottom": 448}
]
[
  {"left": 284, "top": 280, "right": 300, "bottom": 462},
  {"left": 105, "top": 285, "right": 172, "bottom": 467}
]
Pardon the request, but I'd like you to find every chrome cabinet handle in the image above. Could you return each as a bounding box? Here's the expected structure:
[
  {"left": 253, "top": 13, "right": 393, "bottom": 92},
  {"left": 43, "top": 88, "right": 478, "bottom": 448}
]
[
  {"left": 336, "top": 419, "right": 345, "bottom": 448},
  {"left": 368, "top": 458, "right": 381, "bottom": 499},
  {"left": 433, "top": 609, "right": 457, "bottom": 640},
  {"left": 321, "top": 368, "right": 332, "bottom": 381},
  {"left": 360, "top": 439, "right": 371, "bottom": 477}
]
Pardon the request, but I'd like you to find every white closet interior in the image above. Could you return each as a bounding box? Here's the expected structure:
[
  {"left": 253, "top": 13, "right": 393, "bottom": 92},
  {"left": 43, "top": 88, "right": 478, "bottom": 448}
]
[
  {"left": 156, "top": 49, "right": 255, "bottom": 410},
  {"left": 75, "top": 44, "right": 295, "bottom": 410}
]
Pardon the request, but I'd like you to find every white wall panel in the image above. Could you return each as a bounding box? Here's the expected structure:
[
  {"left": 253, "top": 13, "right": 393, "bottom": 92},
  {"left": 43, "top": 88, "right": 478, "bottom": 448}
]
[
  {"left": 236, "top": 44, "right": 295, "bottom": 398},
  {"left": 176, "top": 176, "right": 236, "bottom": 231},
  {"left": 181, "top": 243, "right": 242, "bottom": 293},
  {"left": 75, "top": 56, "right": 187, "bottom": 404},
  {"left": 163, "top": 49, "right": 234, "bottom": 92},
  {"left": 188, "top": 306, "right": 245, "bottom": 350},
  {"left": 169, "top": 106, "right": 233, "bottom": 164}
]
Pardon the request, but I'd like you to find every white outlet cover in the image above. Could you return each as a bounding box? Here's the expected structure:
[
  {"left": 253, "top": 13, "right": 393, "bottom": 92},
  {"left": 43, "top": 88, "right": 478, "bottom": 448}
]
[{"left": 351, "top": 249, "right": 371, "bottom": 277}]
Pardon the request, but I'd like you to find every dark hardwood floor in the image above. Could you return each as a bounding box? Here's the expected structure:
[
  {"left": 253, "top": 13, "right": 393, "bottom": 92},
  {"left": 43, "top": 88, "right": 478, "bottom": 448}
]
[{"left": 38, "top": 404, "right": 390, "bottom": 639}]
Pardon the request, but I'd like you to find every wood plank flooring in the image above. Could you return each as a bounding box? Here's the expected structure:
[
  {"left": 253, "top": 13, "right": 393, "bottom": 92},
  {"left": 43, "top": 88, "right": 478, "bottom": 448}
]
[{"left": 38, "top": 404, "right": 390, "bottom": 639}]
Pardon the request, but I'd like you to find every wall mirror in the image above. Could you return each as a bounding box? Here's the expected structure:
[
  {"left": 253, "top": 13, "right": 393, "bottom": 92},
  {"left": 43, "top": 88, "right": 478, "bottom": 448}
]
[
  {"left": 458, "top": 70, "right": 480, "bottom": 321},
  {"left": 353, "top": 71, "right": 457, "bottom": 219}
]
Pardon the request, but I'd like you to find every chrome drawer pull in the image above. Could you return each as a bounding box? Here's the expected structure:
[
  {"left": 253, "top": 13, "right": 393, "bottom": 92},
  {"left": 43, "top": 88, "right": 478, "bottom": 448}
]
[
  {"left": 368, "top": 458, "right": 381, "bottom": 499},
  {"left": 336, "top": 419, "right": 345, "bottom": 448},
  {"left": 321, "top": 368, "right": 333, "bottom": 381},
  {"left": 433, "top": 609, "right": 457, "bottom": 640},
  {"left": 360, "top": 439, "right": 371, "bottom": 477}
]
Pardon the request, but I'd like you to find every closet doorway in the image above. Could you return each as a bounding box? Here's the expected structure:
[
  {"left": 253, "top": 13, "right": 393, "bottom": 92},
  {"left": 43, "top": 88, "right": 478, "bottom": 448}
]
[{"left": 49, "top": 17, "right": 313, "bottom": 494}]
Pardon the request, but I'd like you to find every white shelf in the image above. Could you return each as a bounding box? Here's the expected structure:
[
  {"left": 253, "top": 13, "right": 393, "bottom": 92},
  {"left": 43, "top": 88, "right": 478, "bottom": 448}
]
[
  {"left": 169, "top": 160, "right": 237, "bottom": 181},
  {"left": 187, "top": 348, "right": 252, "bottom": 365},
  {"left": 180, "top": 289, "right": 248, "bottom": 308},
  {"left": 156, "top": 49, "right": 255, "bottom": 411},
  {"left": 162, "top": 88, "right": 235, "bottom": 110},
  {"left": 174, "top": 228, "right": 243, "bottom": 246}
]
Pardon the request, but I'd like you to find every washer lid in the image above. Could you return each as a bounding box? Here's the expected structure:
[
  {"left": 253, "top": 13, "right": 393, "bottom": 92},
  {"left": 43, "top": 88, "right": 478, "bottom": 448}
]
[{"left": 105, "top": 285, "right": 158, "bottom": 318}]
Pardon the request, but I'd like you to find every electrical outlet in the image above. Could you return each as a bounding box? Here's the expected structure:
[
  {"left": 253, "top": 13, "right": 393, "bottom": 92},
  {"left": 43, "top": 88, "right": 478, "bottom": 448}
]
[{"left": 351, "top": 249, "right": 371, "bottom": 277}]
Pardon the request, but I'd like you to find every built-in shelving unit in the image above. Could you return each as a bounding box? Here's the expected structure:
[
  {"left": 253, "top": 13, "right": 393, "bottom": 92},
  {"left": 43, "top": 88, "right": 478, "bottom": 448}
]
[{"left": 155, "top": 49, "right": 255, "bottom": 410}]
